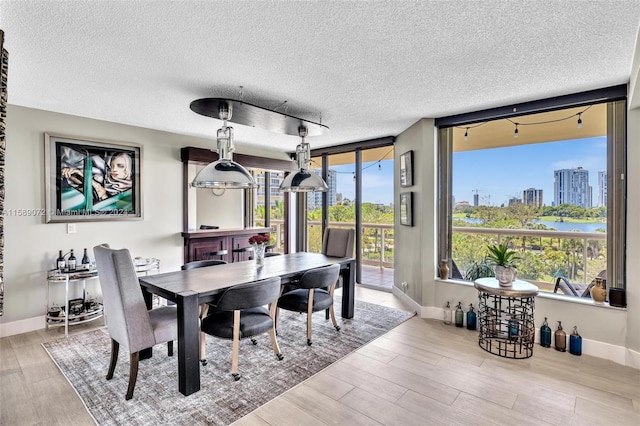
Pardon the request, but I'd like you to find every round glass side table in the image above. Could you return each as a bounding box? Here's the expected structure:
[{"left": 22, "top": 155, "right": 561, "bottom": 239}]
[{"left": 474, "top": 277, "right": 539, "bottom": 359}]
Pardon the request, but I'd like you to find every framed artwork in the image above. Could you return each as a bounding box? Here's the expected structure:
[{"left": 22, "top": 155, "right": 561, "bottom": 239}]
[
  {"left": 44, "top": 133, "right": 143, "bottom": 222},
  {"left": 400, "top": 150, "right": 413, "bottom": 187},
  {"left": 400, "top": 192, "right": 413, "bottom": 226}
]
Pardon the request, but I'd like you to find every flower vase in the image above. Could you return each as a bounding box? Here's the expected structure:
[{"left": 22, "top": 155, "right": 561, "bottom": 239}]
[{"left": 253, "top": 243, "right": 266, "bottom": 266}]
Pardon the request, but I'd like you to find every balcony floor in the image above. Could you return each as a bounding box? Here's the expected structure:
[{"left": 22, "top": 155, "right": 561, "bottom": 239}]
[{"left": 359, "top": 264, "right": 394, "bottom": 291}]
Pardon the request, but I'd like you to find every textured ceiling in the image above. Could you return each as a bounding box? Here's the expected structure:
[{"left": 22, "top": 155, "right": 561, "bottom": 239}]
[{"left": 1, "top": 0, "right": 639, "bottom": 154}]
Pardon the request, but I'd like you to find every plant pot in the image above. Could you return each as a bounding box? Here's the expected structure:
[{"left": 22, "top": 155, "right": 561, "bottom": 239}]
[{"left": 494, "top": 265, "right": 517, "bottom": 287}]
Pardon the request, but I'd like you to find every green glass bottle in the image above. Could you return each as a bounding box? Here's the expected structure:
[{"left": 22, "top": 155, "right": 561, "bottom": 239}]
[{"left": 455, "top": 302, "right": 464, "bottom": 327}]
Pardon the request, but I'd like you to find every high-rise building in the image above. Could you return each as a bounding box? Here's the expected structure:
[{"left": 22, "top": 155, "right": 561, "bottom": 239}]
[
  {"left": 523, "top": 188, "right": 543, "bottom": 207},
  {"left": 307, "top": 169, "right": 337, "bottom": 210},
  {"left": 255, "top": 171, "right": 286, "bottom": 209},
  {"left": 554, "top": 167, "right": 591, "bottom": 208},
  {"left": 473, "top": 193, "right": 479, "bottom": 207},
  {"left": 508, "top": 197, "right": 522, "bottom": 206},
  {"left": 598, "top": 171, "right": 607, "bottom": 207}
]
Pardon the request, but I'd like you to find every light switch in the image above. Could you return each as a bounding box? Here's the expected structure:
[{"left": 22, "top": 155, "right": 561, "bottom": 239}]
[{"left": 67, "top": 223, "right": 77, "bottom": 234}]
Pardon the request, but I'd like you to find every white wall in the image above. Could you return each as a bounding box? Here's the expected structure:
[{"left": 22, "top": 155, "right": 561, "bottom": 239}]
[
  {"left": 188, "top": 164, "right": 244, "bottom": 230},
  {"left": 1, "top": 105, "right": 289, "bottom": 334}
]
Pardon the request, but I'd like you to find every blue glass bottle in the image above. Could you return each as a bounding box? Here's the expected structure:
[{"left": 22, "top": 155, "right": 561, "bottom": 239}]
[
  {"left": 540, "top": 317, "right": 551, "bottom": 348},
  {"left": 569, "top": 326, "right": 582, "bottom": 356},
  {"left": 455, "top": 302, "right": 464, "bottom": 327},
  {"left": 466, "top": 303, "right": 477, "bottom": 330},
  {"left": 508, "top": 314, "right": 519, "bottom": 340}
]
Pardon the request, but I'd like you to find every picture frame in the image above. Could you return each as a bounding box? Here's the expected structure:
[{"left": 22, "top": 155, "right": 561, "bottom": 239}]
[
  {"left": 400, "top": 150, "right": 413, "bottom": 187},
  {"left": 400, "top": 192, "right": 413, "bottom": 226},
  {"left": 44, "top": 133, "right": 143, "bottom": 223}
]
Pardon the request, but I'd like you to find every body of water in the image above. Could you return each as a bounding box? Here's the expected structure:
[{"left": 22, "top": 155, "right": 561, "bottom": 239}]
[{"left": 458, "top": 218, "right": 606, "bottom": 233}]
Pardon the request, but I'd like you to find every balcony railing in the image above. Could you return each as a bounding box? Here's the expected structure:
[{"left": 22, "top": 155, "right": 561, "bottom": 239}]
[
  {"left": 270, "top": 219, "right": 395, "bottom": 270},
  {"left": 267, "top": 221, "right": 606, "bottom": 293},
  {"left": 452, "top": 226, "right": 607, "bottom": 292}
]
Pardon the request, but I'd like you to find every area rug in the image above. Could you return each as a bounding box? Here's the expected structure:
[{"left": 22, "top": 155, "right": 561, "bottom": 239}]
[{"left": 43, "top": 299, "right": 415, "bottom": 425}]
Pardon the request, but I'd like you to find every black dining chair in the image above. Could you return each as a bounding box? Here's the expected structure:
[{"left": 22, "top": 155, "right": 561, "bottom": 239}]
[
  {"left": 277, "top": 263, "right": 341, "bottom": 346},
  {"left": 200, "top": 276, "right": 283, "bottom": 380},
  {"left": 203, "top": 249, "right": 228, "bottom": 261},
  {"left": 232, "top": 246, "right": 254, "bottom": 262}
]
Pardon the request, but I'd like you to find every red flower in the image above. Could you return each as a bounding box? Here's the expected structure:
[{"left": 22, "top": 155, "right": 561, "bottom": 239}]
[{"left": 248, "top": 234, "right": 270, "bottom": 245}]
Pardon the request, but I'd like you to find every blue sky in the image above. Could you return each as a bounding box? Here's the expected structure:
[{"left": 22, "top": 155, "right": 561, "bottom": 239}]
[
  {"left": 453, "top": 136, "right": 607, "bottom": 207},
  {"left": 328, "top": 136, "right": 606, "bottom": 207},
  {"left": 332, "top": 159, "right": 395, "bottom": 205}
]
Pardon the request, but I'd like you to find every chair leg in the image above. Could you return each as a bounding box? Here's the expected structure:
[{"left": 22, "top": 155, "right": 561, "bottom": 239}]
[
  {"left": 231, "top": 310, "right": 241, "bottom": 380},
  {"left": 126, "top": 352, "right": 139, "bottom": 400},
  {"left": 330, "top": 305, "right": 340, "bottom": 331},
  {"left": 268, "top": 302, "right": 283, "bottom": 360},
  {"left": 167, "top": 341, "right": 173, "bottom": 356},
  {"left": 328, "top": 283, "right": 340, "bottom": 331},
  {"left": 274, "top": 306, "right": 280, "bottom": 335},
  {"left": 307, "top": 289, "right": 314, "bottom": 346},
  {"left": 106, "top": 338, "right": 119, "bottom": 380},
  {"left": 199, "top": 304, "right": 209, "bottom": 366}
]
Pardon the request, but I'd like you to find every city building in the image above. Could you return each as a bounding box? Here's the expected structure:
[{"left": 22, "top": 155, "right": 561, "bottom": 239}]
[
  {"left": 598, "top": 171, "right": 607, "bottom": 207},
  {"left": 508, "top": 197, "right": 522, "bottom": 206},
  {"left": 523, "top": 188, "right": 544, "bottom": 208},
  {"left": 307, "top": 169, "right": 337, "bottom": 210},
  {"left": 554, "top": 167, "right": 592, "bottom": 208}
]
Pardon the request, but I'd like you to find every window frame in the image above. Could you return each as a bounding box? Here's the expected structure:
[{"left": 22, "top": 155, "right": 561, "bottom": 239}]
[{"left": 436, "top": 85, "right": 627, "bottom": 292}]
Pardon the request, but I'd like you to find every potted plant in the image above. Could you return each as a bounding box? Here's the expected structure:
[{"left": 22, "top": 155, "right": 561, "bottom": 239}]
[{"left": 486, "top": 243, "right": 521, "bottom": 286}]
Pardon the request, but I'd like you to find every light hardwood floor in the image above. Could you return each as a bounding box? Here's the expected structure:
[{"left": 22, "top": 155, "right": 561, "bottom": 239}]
[{"left": 1, "top": 287, "right": 639, "bottom": 425}]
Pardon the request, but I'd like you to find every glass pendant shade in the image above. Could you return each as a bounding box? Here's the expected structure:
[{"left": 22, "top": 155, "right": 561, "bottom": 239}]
[
  {"left": 279, "top": 126, "right": 328, "bottom": 192},
  {"left": 191, "top": 159, "right": 255, "bottom": 189},
  {"left": 279, "top": 169, "right": 328, "bottom": 192}
]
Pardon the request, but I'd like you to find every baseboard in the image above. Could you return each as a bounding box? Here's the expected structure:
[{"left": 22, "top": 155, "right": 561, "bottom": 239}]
[
  {"left": 417, "top": 305, "right": 638, "bottom": 369},
  {"left": 391, "top": 286, "right": 422, "bottom": 314},
  {"left": 0, "top": 315, "right": 46, "bottom": 338}
]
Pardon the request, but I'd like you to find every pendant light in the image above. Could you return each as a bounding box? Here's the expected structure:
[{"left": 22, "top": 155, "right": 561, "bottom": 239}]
[
  {"left": 190, "top": 102, "right": 256, "bottom": 189},
  {"left": 279, "top": 126, "right": 328, "bottom": 192}
]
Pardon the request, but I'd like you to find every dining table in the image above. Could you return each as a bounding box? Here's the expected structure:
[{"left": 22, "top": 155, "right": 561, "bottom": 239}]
[{"left": 138, "top": 252, "right": 356, "bottom": 396}]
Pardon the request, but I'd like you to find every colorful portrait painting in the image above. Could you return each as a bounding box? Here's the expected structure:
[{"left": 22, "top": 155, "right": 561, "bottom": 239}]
[{"left": 45, "top": 134, "right": 142, "bottom": 222}]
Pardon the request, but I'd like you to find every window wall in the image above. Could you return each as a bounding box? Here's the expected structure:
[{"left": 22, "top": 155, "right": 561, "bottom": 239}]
[
  {"left": 437, "top": 86, "right": 627, "bottom": 298},
  {"left": 307, "top": 141, "right": 395, "bottom": 290}
]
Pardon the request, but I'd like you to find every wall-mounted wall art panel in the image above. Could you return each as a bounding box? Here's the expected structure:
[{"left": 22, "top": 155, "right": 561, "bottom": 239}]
[
  {"left": 400, "top": 192, "right": 413, "bottom": 226},
  {"left": 44, "top": 133, "right": 143, "bottom": 222},
  {"left": 0, "top": 30, "right": 8, "bottom": 316},
  {"left": 400, "top": 150, "right": 413, "bottom": 187}
]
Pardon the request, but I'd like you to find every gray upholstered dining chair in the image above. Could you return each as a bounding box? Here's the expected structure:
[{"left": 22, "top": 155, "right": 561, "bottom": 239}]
[
  {"left": 320, "top": 228, "right": 354, "bottom": 318},
  {"left": 277, "top": 263, "right": 341, "bottom": 346},
  {"left": 200, "top": 276, "right": 283, "bottom": 380},
  {"left": 181, "top": 259, "right": 227, "bottom": 365},
  {"left": 322, "top": 227, "right": 355, "bottom": 258},
  {"left": 93, "top": 244, "right": 177, "bottom": 400}
]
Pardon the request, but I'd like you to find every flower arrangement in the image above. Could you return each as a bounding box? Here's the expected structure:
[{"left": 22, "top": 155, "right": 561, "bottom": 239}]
[{"left": 248, "top": 234, "right": 270, "bottom": 245}]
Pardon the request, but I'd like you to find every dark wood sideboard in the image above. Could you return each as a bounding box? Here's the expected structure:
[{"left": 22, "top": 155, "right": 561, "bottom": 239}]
[{"left": 182, "top": 227, "right": 274, "bottom": 264}]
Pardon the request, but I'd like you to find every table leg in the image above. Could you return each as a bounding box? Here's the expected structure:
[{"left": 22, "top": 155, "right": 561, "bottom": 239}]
[
  {"left": 177, "top": 290, "right": 200, "bottom": 396},
  {"left": 139, "top": 287, "right": 154, "bottom": 360},
  {"left": 341, "top": 259, "right": 356, "bottom": 318}
]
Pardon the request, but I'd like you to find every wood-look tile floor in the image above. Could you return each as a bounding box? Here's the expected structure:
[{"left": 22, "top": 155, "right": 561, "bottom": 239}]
[{"left": 1, "top": 286, "right": 638, "bottom": 425}]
